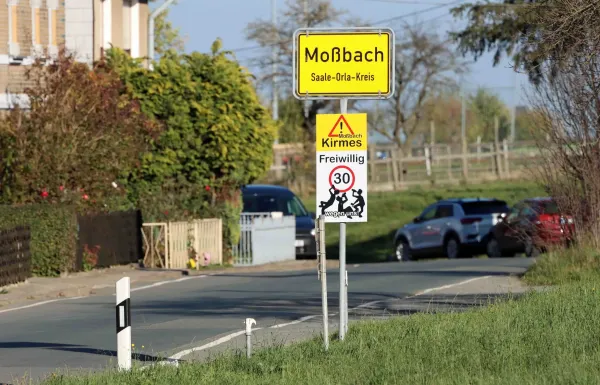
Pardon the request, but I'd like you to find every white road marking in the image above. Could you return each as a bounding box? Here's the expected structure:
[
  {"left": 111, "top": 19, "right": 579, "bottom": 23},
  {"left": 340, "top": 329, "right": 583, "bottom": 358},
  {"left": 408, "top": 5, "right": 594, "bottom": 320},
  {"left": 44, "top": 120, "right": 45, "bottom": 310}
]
[
  {"left": 0, "top": 296, "right": 86, "bottom": 314},
  {"left": 163, "top": 275, "right": 494, "bottom": 364},
  {"left": 413, "top": 275, "right": 491, "bottom": 296},
  {"left": 269, "top": 315, "right": 317, "bottom": 329},
  {"left": 0, "top": 275, "right": 210, "bottom": 314}
]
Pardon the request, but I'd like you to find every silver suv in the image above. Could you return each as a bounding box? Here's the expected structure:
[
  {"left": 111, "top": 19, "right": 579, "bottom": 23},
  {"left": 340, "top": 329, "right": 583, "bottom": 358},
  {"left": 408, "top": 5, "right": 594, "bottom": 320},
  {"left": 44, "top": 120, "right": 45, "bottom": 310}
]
[{"left": 393, "top": 198, "right": 509, "bottom": 261}]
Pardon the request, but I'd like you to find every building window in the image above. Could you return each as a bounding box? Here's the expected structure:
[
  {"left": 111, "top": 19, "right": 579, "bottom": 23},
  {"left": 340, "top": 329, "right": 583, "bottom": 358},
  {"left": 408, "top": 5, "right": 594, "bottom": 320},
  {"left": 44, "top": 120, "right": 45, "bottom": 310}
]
[{"left": 7, "top": 0, "right": 20, "bottom": 57}]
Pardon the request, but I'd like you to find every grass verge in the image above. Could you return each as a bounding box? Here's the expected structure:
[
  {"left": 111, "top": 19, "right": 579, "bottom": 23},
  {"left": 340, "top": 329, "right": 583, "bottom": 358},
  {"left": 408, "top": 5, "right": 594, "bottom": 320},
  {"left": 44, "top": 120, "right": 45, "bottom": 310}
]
[
  {"left": 303, "top": 179, "right": 545, "bottom": 263},
  {"left": 523, "top": 245, "right": 600, "bottom": 286},
  {"left": 42, "top": 279, "right": 600, "bottom": 385}
]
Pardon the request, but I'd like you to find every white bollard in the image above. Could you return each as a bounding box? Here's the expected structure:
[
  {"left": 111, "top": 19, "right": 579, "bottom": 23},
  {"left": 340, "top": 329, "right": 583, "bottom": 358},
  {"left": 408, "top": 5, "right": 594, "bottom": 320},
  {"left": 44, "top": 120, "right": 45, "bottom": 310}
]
[
  {"left": 116, "top": 277, "right": 132, "bottom": 371},
  {"left": 245, "top": 318, "right": 256, "bottom": 358}
]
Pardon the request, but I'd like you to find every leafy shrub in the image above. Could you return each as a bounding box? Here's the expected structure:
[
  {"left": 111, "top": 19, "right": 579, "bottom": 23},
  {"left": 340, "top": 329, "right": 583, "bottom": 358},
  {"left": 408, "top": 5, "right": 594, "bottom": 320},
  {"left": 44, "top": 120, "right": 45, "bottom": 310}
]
[
  {"left": 107, "top": 41, "right": 276, "bottom": 255},
  {"left": 0, "top": 49, "right": 158, "bottom": 212},
  {"left": 0, "top": 205, "right": 77, "bottom": 276}
]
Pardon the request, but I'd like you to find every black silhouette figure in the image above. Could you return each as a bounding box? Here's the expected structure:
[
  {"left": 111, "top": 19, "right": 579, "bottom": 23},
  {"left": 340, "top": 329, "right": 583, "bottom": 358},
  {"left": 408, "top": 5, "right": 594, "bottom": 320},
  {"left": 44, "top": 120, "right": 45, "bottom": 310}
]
[
  {"left": 351, "top": 189, "right": 365, "bottom": 218},
  {"left": 319, "top": 185, "right": 340, "bottom": 214},
  {"left": 336, "top": 193, "right": 355, "bottom": 220}
]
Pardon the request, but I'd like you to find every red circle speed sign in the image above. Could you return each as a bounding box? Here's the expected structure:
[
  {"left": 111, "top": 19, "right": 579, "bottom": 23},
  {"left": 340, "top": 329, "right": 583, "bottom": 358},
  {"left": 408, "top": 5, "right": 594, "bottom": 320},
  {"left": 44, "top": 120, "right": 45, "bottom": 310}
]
[{"left": 328, "top": 165, "right": 355, "bottom": 193}]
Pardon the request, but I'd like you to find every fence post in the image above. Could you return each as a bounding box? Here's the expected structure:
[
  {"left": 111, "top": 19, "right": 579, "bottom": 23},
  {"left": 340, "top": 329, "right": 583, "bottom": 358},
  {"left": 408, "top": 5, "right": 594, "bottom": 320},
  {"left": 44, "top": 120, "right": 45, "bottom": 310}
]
[
  {"left": 425, "top": 144, "right": 432, "bottom": 178},
  {"left": 390, "top": 147, "right": 400, "bottom": 190},
  {"left": 461, "top": 137, "right": 468, "bottom": 181},
  {"left": 494, "top": 116, "right": 502, "bottom": 178},
  {"left": 503, "top": 139, "right": 510, "bottom": 177}
]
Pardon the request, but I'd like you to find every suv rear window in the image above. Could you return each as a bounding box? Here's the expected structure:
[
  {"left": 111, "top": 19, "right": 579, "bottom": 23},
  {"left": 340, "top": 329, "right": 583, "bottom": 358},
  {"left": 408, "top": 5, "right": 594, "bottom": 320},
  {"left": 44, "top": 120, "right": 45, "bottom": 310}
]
[
  {"left": 540, "top": 200, "right": 560, "bottom": 215},
  {"left": 460, "top": 201, "right": 509, "bottom": 215}
]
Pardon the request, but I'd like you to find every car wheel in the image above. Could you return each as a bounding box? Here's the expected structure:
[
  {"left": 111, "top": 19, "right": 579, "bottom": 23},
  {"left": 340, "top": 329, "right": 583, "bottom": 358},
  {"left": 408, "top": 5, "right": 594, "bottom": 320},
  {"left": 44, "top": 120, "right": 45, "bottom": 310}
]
[
  {"left": 486, "top": 236, "right": 502, "bottom": 258},
  {"left": 395, "top": 239, "right": 413, "bottom": 262},
  {"left": 444, "top": 235, "right": 461, "bottom": 259},
  {"left": 525, "top": 237, "right": 540, "bottom": 258}
]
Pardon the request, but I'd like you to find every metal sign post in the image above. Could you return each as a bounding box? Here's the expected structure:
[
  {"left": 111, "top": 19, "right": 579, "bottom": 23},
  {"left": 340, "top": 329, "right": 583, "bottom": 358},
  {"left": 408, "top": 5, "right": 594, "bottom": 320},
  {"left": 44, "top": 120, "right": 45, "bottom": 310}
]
[
  {"left": 292, "top": 26, "right": 395, "bottom": 342},
  {"left": 317, "top": 215, "right": 329, "bottom": 350}
]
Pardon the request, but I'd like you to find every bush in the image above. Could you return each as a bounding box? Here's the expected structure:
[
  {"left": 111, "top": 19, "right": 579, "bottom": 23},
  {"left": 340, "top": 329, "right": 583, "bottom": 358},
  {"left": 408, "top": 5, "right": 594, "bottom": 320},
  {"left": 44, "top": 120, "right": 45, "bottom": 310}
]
[
  {"left": 107, "top": 41, "right": 276, "bottom": 255},
  {"left": 0, "top": 49, "right": 157, "bottom": 211},
  {"left": 0, "top": 205, "right": 77, "bottom": 277}
]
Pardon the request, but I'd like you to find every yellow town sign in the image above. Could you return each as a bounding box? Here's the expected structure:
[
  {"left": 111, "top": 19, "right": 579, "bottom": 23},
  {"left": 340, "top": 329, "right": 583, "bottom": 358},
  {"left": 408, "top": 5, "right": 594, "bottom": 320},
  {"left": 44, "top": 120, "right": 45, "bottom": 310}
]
[{"left": 293, "top": 28, "right": 395, "bottom": 99}]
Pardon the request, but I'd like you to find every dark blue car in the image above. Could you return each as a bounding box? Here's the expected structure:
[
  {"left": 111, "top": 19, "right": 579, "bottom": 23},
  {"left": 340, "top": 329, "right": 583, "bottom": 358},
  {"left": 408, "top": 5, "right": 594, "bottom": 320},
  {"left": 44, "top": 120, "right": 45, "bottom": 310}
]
[{"left": 241, "top": 184, "right": 317, "bottom": 258}]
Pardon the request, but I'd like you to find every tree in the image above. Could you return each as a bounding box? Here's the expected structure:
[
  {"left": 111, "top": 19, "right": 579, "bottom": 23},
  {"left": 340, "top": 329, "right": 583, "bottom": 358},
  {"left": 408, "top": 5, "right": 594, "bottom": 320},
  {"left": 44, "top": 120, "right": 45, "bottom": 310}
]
[
  {"left": 150, "top": 0, "right": 186, "bottom": 58},
  {"left": 527, "top": 57, "right": 600, "bottom": 246},
  {"left": 367, "top": 23, "right": 465, "bottom": 152},
  {"left": 277, "top": 95, "right": 305, "bottom": 144},
  {"left": 417, "top": 94, "right": 463, "bottom": 144},
  {"left": 0, "top": 49, "right": 156, "bottom": 209},
  {"left": 108, "top": 42, "right": 276, "bottom": 254},
  {"left": 468, "top": 88, "right": 511, "bottom": 142},
  {"left": 450, "top": 1, "right": 600, "bottom": 83},
  {"left": 245, "top": 0, "right": 359, "bottom": 139},
  {"left": 514, "top": 107, "right": 540, "bottom": 141}
]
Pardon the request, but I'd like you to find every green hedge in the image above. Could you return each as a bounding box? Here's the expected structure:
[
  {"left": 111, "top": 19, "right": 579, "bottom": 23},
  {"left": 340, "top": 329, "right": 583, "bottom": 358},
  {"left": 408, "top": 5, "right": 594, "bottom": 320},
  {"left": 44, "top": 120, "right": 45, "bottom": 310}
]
[{"left": 0, "top": 205, "right": 78, "bottom": 276}]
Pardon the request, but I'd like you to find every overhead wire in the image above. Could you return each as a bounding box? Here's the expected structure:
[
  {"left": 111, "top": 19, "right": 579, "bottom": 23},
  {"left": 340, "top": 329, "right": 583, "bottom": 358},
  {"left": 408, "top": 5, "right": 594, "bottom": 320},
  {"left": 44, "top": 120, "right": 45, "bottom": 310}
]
[{"left": 229, "top": 0, "right": 466, "bottom": 55}]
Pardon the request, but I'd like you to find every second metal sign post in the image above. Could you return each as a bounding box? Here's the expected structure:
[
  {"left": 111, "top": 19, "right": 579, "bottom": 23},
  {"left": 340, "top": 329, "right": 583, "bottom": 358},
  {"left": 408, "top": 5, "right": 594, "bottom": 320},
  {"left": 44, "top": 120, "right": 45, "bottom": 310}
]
[{"left": 293, "top": 27, "right": 395, "bottom": 340}]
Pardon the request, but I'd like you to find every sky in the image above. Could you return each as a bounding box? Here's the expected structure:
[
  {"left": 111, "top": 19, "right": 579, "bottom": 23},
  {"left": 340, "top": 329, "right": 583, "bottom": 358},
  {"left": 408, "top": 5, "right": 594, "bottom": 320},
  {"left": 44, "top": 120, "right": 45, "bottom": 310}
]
[{"left": 161, "top": 0, "right": 531, "bottom": 108}]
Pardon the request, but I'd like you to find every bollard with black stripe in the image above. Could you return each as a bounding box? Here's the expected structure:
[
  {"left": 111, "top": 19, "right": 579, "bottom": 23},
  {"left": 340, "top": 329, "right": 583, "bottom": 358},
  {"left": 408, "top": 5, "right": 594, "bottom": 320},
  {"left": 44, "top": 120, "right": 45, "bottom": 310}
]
[{"left": 116, "top": 277, "right": 131, "bottom": 370}]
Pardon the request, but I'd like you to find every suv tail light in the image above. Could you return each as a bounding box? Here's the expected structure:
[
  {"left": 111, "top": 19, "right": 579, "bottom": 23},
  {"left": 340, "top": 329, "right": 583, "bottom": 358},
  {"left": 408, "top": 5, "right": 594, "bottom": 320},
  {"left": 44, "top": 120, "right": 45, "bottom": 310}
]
[
  {"left": 537, "top": 214, "right": 554, "bottom": 223},
  {"left": 461, "top": 217, "right": 482, "bottom": 225}
]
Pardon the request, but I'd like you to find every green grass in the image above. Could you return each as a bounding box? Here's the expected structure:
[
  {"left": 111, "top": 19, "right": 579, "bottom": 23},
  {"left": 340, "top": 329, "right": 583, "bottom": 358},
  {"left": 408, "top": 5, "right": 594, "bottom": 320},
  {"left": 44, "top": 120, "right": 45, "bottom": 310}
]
[
  {"left": 42, "top": 278, "right": 600, "bottom": 385},
  {"left": 523, "top": 246, "right": 600, "bottom": 286},
  {"left": 304, "top": 180, "right": 546, "bottom": 263}
]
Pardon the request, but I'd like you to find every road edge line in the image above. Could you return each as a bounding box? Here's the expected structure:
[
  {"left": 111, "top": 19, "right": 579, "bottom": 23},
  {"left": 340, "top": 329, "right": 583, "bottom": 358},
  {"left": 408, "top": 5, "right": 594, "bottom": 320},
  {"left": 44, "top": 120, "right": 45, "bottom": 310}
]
[{"left": 160, "top": 275, "right": 494, "bottom": 365}]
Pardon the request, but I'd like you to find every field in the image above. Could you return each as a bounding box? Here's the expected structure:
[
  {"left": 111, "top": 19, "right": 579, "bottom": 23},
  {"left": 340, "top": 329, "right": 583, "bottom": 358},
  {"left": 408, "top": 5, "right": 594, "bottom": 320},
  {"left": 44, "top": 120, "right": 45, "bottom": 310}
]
[
  {"left": 303, "top": 179, "right": 546, "bottom": 263},
  {"left": 43, "top": 277, "right": 600, "bottom": 385}
]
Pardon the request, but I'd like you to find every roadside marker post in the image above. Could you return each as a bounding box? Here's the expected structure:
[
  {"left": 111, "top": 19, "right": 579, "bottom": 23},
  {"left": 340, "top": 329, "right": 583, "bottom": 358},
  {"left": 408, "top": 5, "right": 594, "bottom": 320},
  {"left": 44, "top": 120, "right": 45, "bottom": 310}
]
[
  {"left": 293, "top": 27, "right": 395, "bottom": 341},
  {"left": 245, "top": 318, "right": 257, "bottom": 358},
  {"left": 116, "top": 277, "right": 131, "bottom": 371},
  {"left": 316, "top": 215, "right": 329, "bottom": 350}
]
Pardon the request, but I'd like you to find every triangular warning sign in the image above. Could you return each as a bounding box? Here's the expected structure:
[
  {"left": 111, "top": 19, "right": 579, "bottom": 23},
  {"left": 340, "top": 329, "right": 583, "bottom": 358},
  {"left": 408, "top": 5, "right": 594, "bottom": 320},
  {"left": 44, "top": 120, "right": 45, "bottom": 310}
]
[{"left": 328, "top": 115, "right": 355, "bottom": 137}]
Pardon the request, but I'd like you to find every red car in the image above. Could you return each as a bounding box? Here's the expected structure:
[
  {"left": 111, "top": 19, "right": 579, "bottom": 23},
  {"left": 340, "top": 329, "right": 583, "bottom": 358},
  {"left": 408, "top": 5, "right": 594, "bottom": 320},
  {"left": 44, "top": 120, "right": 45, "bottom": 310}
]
[{"left": 486, "top": 197, "right": 575, "bottom": 258}]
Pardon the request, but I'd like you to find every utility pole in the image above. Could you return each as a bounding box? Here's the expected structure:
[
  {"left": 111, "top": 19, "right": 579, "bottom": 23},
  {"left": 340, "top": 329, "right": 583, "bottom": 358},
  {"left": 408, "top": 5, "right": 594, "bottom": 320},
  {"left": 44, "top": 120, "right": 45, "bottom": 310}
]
[
  {"left": 272, "top": 0, "right": 279, "bottom": 144},
  {"left": 510, "top": 71, "right": 517, "bottom": 142},
  {"left": 148, "top": 0, "right": 177, "bottom": 70},
  {"left": 460, "top": 77, "right": 468, "bottom": 179}
]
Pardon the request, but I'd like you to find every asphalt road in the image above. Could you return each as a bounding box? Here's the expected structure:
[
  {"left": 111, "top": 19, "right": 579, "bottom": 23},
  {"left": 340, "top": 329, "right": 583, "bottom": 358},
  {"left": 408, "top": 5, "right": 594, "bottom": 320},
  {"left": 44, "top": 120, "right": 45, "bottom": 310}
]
[{"left": 0, "top": 258, "right": 533, "bottom": 384}]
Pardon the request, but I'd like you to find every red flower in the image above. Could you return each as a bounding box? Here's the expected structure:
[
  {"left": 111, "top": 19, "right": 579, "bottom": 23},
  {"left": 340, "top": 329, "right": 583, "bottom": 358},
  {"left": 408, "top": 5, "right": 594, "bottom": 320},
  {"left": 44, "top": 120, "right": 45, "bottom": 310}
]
[
  {"left": 164, "top": 210, "right": 169, "bottom": 216},
  {"left": 82, "top": 194, "right": 89, "bottom": 200},
  {"left": 205, "top": 185, "right": 210, "bottom": 191},
  {"left": 41, "top": 190, "right": 49, "bottom": 198},
  {"left": 59, "top": 186, "right": 64, "bottom": 192}
]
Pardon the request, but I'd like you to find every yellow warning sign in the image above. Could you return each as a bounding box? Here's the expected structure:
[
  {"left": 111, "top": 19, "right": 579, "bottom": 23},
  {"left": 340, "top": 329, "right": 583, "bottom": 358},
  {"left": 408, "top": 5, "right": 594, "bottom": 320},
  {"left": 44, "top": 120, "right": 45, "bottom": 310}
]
[
  {"left": 294, "top": 28, "right": 395, "bottom": 98},
  {"left": 316, "top": 113, "right": 368, "bottom": 152}
]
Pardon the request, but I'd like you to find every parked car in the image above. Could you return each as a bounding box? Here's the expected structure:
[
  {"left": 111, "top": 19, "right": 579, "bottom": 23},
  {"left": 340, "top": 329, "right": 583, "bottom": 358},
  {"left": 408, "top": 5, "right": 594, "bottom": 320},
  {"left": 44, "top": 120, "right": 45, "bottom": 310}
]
[
  {"left": 393, "top": 198, "right": 510, "bottom": 261},
  {"left": 241, "top": 184, "right": 317, "bottom": 258},
  {"left": 485, "top": 197, "right": 574, "bottom": 258}
]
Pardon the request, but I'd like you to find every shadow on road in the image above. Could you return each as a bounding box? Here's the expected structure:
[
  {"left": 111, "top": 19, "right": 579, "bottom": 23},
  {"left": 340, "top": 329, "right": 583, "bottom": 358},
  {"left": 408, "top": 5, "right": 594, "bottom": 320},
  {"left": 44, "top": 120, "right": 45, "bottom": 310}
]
[
  {"left": 0, "top": 342, "right": 163, "bottom": 363},
  {"left": 352, "top": 292, "right": 524, "bottom": 318}
]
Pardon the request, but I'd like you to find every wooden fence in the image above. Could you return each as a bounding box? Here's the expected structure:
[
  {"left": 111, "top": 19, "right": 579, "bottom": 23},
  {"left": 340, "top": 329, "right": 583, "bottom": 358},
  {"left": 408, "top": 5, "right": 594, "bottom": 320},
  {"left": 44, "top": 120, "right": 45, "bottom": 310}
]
[
  {"left": 265, "top": 140, "right": 542, "bottom": 193},
  {"left": 142, "top": 219, "right": 223, "bottom": 269},
  {"left": 0, "top": 226, "right": 31, "bottom": 287}
]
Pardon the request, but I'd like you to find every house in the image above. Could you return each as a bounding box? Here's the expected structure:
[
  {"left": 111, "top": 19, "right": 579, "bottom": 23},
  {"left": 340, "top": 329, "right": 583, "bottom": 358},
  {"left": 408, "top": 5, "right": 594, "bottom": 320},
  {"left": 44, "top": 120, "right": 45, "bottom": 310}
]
[{"left": 0, "top": 0, "right": 149, "bottom": 110}]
